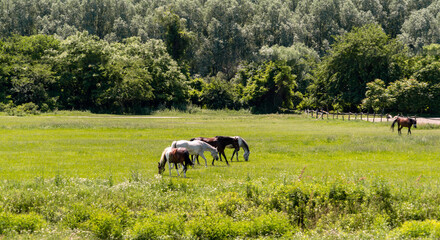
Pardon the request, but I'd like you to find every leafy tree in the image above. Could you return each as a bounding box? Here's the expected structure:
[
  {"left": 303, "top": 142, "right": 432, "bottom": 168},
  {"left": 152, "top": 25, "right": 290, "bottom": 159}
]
[
  {"left": 399, "top": 7, "right": 440, "bottom": 53},
  {"left": 259, "top": 43, "right": 319, "bottom": 93},
  {"left": 51, "top": 31, "right": 110, "bottom": 110},
  {"left": 361, "top": 79, "right": 392, "bottom": 112},
  {"left": 200, "top": 74, "right": 236, "bottom": 109},
  {"left": 410, "top": 44, "right": 440, "bottom": 85},
  {"left": 242, "top": 61, "right": 297, "bottom": 113},
  {"left": 157, "top": 11, "right": 193, "bottom": 62},
  {"left": 310, "top": 24, "right": 408, "bottom": 111},
  {"left": 0, "top": 35, "right": 59, "bottom": 109},
  {"left": 387, "top": 78, "right": 431, "bottom": 113}
]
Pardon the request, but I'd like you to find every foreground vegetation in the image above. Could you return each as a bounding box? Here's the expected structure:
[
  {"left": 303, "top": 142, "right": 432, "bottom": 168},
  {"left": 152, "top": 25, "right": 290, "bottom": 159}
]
[{"left": 0, "top": 112, "right": 440, "bottom": 239}]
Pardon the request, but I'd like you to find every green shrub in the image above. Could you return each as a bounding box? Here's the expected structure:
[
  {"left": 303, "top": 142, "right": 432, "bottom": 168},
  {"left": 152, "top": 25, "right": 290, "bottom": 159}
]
[
  {"left": 243, "top": 211, "right": 292, "bottom": 237},
  {"left": 187, "top": 213, "right": 237, "bottom": 239},
  {"left": 217, "top": 192, "right": 248, "bottom": 217},
  {"left": 0, "top": 212, "right": 46, "bottom": 234},
  {"left": 391, "top": 220, "right": 440, "bottom": 238},
  {"left": 64, "top": 204, "right": 91, "bottom": 229},
  {"left": 5, "top": 190, "right": 46, "bottom": 213},
  {"left": 86, "top": 210, "right": 123, "bottom": 240},
  {"left": 128, "top": 211, "right": 184, "bottom": 240}
]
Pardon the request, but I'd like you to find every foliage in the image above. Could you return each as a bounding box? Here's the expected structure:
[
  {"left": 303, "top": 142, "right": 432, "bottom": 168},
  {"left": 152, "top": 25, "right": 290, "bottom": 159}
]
[
  {"left": 0, "top": 212, "right": 46, "bottom": 234},
  {"left": 361, "top": 79, "right": 393, "bottom": 112},
  {"left": 387, "top": 78, "right": 431, "bottom": 113},
  {"left": 3, "top": 1, "right": 440, "bottom": 114},
  {"left": 310, "top": 24, "right": 407, "bottom": 111},
  {"left": 241, "top": 61, "right": 298, "bottom": 113}
]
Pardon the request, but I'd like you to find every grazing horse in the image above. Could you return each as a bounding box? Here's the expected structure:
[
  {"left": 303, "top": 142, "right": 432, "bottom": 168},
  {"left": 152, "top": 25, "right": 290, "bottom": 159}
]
[
  {"left": 190, "top": 136, "right": 239, "bottom": 166},
  {"left": 391, "top": 117, "right": 417, "bottom": 135},
  {"left": 158, "top": 147, "right": 193, "bottom": 177},
  {"left": 171, "top": 140, "right": 219, "bottom": 167},
  {"left": 227, "top": 136, "right": 250, "bottom": 162}
]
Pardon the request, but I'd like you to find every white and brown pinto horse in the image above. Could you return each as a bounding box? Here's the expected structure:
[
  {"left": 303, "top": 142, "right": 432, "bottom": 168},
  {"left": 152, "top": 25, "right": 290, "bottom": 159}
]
[
  {"left": 391, "top": 117, "right": 417, "bottom": 135},
  {"left": 158, "top": 147, "right": 193, "bottom": 177},
  {"left": 171, "top": 140, "right": 219, "bottom": 167},
  {"left": 227, "top": 136, "right": 250, "bottom": 161}
]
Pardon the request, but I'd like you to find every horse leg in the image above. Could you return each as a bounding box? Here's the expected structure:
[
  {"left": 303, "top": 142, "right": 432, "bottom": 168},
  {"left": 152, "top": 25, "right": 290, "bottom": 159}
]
[
  {"left": 175, "top": 163, "right": 180, "bottom": 177},
  {"left": 182, "top": 164, "right": 187, "bottom": 178},
  {"left": 408, "top": 127, "right": 411, "bottom": 135},
  {"left": 168, "top": 161, "right": 172, "bottom": 176},
  {"left": 230, "top": 150, "right": 236, "bottom": 162},
  {"left": 398, "top": 126, "right": 402, "bottom": 135},
  {"left": 199, "top": 153, "right": 208, "bottom": 167},
  {"left": 221, "top": 150, "right": 229, "bottom": 165}
]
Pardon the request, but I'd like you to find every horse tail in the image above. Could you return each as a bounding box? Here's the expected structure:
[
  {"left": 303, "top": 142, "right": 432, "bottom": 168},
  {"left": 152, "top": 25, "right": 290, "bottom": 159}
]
[
  {"left": 171, "top": 141, "right": 177, "bottom": 148},
  {"left": 391, "top": 119, "right": 397, "bottom": 132},
  {"left": 184, "top": 150, "right": 193, "bottom": 166}
]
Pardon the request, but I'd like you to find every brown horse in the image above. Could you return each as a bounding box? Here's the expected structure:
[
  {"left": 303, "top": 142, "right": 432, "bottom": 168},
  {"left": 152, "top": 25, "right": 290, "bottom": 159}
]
[
  {"left": 190, "top": 136, "right": 239, "bottom": 166},
  {"left": 391, "top": 117, "right": 417, "bottom": 135},
  {"left": 158, "top": 147, "right": 193, "bottom": 177}
]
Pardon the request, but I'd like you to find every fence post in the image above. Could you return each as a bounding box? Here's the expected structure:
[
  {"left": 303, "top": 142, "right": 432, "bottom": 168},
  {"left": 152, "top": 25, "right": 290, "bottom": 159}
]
[
  {"left": 348, "top": 112, "right": 351, "bottom": 121},
  {"left": 367, "top": 113, "right": 369, "bottom": 122},
  {"left": 373, "top": 113, "right": 376, "bottom": 122}
]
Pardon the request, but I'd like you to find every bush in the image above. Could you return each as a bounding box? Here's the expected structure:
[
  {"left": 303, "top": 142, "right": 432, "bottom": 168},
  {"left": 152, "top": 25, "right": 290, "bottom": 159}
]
[
  {"left": 0, "top": 212, "right": 46, "bottom": 234},
  {"left": 128, "top": 211, "right": 184, "bottom": 240},
  {"left": 64, "top": 204, "right": 91, "bottom": 229},
  {"left": 86, "top": 210, "right": 123, "bottom": 240},
  {"left": 391, "top": 220, "right": 440, "bottom": 238},
  {"left": 187, "top": 213, "right": 237, "bottom": 239},
  {"left": 243, "top": 211, "right": 292, "bottom": 237}
]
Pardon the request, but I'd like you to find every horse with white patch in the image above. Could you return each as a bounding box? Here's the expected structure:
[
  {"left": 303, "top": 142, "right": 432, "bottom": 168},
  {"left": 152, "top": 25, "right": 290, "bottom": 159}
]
[
  {"left": 171, "top": 140, "right": 219, "bottom": 167},
  {"left": 227, "top": 136, "right": 250, "bottom": 161},
  {"left": 158, "top": 147, "right": 193, "bottom": 177}
]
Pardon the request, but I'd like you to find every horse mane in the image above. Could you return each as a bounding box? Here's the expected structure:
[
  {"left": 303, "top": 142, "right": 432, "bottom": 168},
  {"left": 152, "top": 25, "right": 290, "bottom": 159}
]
[
  {"left": 159, "top": 147, "right": 170, "bottom": 167},
  {"left": 240, "top": 137, "right": 250, "bottom": 152}
]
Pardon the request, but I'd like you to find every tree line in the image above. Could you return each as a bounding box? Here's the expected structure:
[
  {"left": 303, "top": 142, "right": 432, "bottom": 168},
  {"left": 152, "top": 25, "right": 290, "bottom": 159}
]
[{"left": 1, "top": 0, "right": 440, "bottom": 114}]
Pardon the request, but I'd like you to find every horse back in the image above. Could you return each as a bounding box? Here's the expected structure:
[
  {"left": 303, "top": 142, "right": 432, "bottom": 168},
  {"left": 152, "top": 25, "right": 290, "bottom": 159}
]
[{"left": 216, "top": 136, "right": 239, "bottom": 149}]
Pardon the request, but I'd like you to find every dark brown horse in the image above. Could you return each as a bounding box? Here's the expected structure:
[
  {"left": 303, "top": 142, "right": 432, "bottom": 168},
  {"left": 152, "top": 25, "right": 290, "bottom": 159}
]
[
  {"left": 391, "top": 117, "right": 417, "bottom": 135},
  {"left": 158, "top": 147, "right": 193, "bottom": 177},
  {"left": 190, "top": 136, "right": 239, "bottom": 166}
]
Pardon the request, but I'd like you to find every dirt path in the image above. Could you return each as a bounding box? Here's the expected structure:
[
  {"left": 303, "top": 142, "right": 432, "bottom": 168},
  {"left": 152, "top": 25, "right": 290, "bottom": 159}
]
[{"left": 367, "top": 117, "right": 440, "bottom": 125}]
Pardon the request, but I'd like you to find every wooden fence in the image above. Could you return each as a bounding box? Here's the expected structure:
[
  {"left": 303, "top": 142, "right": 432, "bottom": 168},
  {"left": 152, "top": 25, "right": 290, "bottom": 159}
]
[{"left": 305, "top": 109, "right": 392, "bottom": 122}]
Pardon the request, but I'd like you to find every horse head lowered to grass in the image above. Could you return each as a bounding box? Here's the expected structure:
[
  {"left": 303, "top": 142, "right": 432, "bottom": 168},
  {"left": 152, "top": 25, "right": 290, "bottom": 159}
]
[
  {"left": 158, "top": 147, "right": 193, "bottom": 177},
  {"left": 228, "top": 136, "right": 250, "bottom": 162}
]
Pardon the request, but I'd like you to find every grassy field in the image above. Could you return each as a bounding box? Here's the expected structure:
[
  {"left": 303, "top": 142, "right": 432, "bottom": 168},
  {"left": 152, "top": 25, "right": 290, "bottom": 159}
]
[{"left": 1, "top": 111, "right": 440, "bottom": 239}]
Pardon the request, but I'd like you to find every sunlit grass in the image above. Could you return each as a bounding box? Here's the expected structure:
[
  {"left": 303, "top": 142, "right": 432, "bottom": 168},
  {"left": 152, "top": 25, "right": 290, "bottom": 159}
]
[
  {"left": 1, "top": 112, "right": 440, "bottom": 238},
  {"left": 0, "top": 113, "right": 439, "bottom": 186}
]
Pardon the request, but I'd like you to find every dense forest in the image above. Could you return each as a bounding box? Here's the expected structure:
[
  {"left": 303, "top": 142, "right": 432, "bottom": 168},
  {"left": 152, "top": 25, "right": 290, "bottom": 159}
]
[{"left": 1, "top": 0, "right": 440, "bottom": 114}]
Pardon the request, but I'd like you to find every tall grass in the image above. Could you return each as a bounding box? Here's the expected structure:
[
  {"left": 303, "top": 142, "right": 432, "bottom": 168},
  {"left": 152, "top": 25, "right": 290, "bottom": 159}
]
[{"left": 0, "top": 113, "right": 440, "bottom": 238}]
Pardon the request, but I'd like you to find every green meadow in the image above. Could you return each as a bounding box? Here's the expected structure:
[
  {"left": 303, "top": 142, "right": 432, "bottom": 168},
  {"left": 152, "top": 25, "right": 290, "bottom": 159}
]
[{"left": 1, "top": 111, "right": 440, "bottom": 239}]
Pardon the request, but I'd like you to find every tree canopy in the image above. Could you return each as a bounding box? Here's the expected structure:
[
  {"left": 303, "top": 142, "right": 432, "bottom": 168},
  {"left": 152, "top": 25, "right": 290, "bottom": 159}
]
[{"left": 2, "top": 0, "right": 440, "bottom": 114}]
